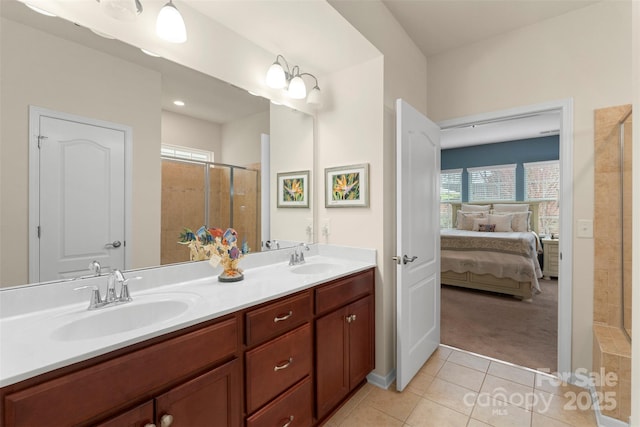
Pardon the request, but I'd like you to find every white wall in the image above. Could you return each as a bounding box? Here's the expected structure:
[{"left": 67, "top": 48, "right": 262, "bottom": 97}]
[
  {"left": 161, "top": 110, "right": 222, "bottom": 156},
  {"left": 221, "top": 110, "right": 269, "bottom": 166},
  {"left": 316, "top": 56, "right": 387, "bottom": 377},
  {"left": 631, "top": 2, "right": 639, "bottom": 425},
  {"left": 0, "top": 18, "right": 161, "bottom": 287},
  {"left": 426, "top": 0, "right": 632, "bottom": 373}
]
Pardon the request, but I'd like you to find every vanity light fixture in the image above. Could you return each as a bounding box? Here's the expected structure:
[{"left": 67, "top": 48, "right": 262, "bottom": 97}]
[
  {"left": 23, "top": 3, "right": 57, "bottom": 17},
  {"left": 265, "top": 55, "right": 321, "bottom": 106},
  {"left": 156, "top": 0, "right": 187, "bottom": 44},
  {"left": 96, "top": 0, "right": 143, "bottom": 21}
]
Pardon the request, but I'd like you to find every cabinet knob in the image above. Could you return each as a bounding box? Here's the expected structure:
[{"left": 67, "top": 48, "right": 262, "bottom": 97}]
[
  {"left": 274, "top": 310, "right": 293, "bottom": 323},
  {"left": 274, "top": 357, "right": 293, "bottom": 371},
  {"left": 346, "top": 314, "right": 357, "bottom": 323},
  {"left": 143, "top": 424, "right": 156, "bottom": 427},
  {"left": 281, "top": 415, "right": 294, "bottom": 427},
  {"left": 160, "top": 414, "right": 174, "bottom": 427}
]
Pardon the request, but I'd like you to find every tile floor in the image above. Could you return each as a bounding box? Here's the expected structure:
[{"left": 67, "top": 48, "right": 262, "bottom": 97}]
[{"left": 324, "top": 346, "right": 598, "bottom": 427}]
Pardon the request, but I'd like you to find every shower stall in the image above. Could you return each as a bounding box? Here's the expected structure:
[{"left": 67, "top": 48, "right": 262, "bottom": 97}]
[{"left": 161, "top": 157, "right": 260, "bottom": 265}]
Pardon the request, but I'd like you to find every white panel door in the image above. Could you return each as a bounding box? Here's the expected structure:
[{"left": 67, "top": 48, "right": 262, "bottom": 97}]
[
  {"left": 38, "top": 116, "right": 125, "bottom": 281},
  {"left": 396, "top": 99, "right": 441, "bottom": 391}
]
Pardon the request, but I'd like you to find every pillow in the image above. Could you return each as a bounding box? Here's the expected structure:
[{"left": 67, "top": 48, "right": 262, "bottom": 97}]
[
  {"left": 492, "top": 211, "right": 530, "bottom": 232},
  {"left": 472, "top": 217, "right": 489, "bottom": 231},
  {"left": 510, "top": 212, "right": 531, "bottom": 232},
  {"left": 478, "top": 223, "right": 496, "bottom": 232},
  {"left": 493, "top": 203, "right": 529, "bottom": 212},
  {"left": 488, "top": 213, "right": 513, "bottom": 232},
  {"left": 461, "top": 204, "right": 491, "bottom": 213},
  {"left": 457, "top": 212, "right": 485, "bottom": 230}
]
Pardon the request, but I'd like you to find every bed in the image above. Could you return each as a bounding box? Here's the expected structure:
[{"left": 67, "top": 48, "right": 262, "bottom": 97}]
[{"left": 441, "top": 202, "right": 543, "bottom": 300}]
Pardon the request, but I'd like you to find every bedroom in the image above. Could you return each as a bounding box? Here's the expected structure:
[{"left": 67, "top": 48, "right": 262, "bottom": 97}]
[{"left": 439, "top": 129, "right": 561, "bottom": 371}]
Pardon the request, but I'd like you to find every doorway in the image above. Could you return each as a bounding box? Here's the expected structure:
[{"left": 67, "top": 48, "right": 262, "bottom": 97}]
[
  {"left": 28, "top": 107, "right": 132, "bottom": 282},
  {"left": 437, "top": 99, "right": 573, "bottom": 375}
]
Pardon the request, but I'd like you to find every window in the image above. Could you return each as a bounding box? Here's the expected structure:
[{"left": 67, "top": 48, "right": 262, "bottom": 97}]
[
  {"left": 525, "top": 160, "right": 560, "bottom": 235},
  {"left": 440, "top": 169, "right": 462, "bottom": 228},
  {"left": 161, "top": 144, "right": 213, "bottom": 162},
  {"left": 468, "top": 164, "right": 516, "bottom": 202}
]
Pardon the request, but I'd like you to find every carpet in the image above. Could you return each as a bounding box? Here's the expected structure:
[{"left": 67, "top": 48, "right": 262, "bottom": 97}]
[{"left": 441, "top": 278, "right": 558, "bottom": 372}]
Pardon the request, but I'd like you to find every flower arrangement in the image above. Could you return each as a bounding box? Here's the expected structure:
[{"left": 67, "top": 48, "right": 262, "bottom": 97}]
[{"left": 178, "top": 226, "right": 248, "bottom": 282}]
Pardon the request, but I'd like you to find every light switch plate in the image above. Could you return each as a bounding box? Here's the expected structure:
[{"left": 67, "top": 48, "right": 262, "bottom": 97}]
[{"left": 577, "top": 219, "right": 593, "bottom": 238}]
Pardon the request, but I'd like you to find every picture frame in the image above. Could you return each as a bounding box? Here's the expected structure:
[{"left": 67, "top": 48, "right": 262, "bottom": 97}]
[
  {"left": 277, "top": 170, "right": 310, "bottom": 208},
  {"left": 325, "top": 163, "right": 369, "bottom": 208}
]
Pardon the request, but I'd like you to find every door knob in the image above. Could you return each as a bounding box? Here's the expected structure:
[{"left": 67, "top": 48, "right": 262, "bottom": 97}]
[
  {"left": 105, "top": 240, "right": 122, "bottom": 248},
  {"left": 402, "top": 255, "right": 418, "bottom": 264}
]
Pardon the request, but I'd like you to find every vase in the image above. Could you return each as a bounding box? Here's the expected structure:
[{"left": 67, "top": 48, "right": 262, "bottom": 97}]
[{"left": 218, "top": 269, "right": 244, "bottom": 282}]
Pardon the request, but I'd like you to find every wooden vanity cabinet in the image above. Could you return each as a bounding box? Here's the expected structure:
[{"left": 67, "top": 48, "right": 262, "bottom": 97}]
[
  {"left": 3, "top": 316, "right": 241, "bottom": 427},
  {"left": 244, "top": 291, "right": 314, "bottom": 427},
  {"left": 315, "top": 269, "right": 375, "bottom": 420}
]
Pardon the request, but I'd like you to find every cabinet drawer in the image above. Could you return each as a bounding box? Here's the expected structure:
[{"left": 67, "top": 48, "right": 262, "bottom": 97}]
[
  {"left": 315, "top": 269, "right": 374, "bottom": 315},
  {"left": 246, "top": 291, "right": 312, "bottom": 347},
  {"left": 4, "top": 317, "right": 238, "bottom": 427},
  {"left": 246, "top": 378, "right": 312, "bottom": 427},
  {"left": 245, "top": 324, "right": 312, "bottom": 414}
]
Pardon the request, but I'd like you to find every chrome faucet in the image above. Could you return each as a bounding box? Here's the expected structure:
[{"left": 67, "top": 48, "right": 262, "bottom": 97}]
[
  {"left": 75, "top": 269, "right": 137, "bottom": 310},
  {"left": 289, "top": 243, "right": 310, "bottom": 266}
]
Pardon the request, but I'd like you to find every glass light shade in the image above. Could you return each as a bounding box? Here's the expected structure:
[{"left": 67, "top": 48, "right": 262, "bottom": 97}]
[
  {"left": 156, "top": 1, "right": 187, "bottom": 43},
  {"left": 99, "top": 0, "right": 141, "bottom": 21},
  {"left": 306, "top": 86, "right": 322, "bottom": 105},
  {"left": 287, "top": 76, "right": 307, "bottom": 99},
  {"left": 266, "top": 63, "right": 286, "bottom": 89}
]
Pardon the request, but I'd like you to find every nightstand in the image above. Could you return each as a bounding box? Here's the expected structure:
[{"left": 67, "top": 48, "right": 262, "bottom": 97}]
[{"left": 542, "top": 238, "right": 559, "bottom": 278}]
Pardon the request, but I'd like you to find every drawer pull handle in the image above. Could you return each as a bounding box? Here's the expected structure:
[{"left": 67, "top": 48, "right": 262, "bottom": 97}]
[
  {"left": 281, "top": 415, "right": 294, "bottom": 427},
  {"left": 274, "top": 311, "right": 293, "bottom": 322},
  {"left": 274, "top": 357, "right": 293, "bottom": 371},
  {"left": 160, "top": 414, "right": 174, "bottom": 427},
  {"left": 346, "top": 314, "right": 357, "bottom": 323}
]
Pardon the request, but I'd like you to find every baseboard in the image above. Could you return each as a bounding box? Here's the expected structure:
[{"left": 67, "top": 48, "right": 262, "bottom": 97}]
[
  {"left": 367, "top": 368, "right": 396, "bottom": 390},
  {"left": 579, "top": 375, "right": 630, "bottom": 427}
]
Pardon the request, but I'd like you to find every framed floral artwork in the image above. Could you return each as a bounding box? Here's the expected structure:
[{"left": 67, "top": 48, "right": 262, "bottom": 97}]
[
  {"left": 325, "top": 163, "right": 369, "bottom": 208},
  {"left": 277, "top": 170, "right": 310, "bottom": 208}
]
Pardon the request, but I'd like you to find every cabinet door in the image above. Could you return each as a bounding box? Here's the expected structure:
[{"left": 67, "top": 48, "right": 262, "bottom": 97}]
[
  {"left": 315, "top": 306, "right": 349, "bottom": 419},
  {"left": 348, "top": 295, "right": 374, "bottom": 388},
  {"left": 155, "top": 359, "right": 241, "bottom": 427},
  {"left": 95, "top": 401, "right": 154, "bottom": 427}
]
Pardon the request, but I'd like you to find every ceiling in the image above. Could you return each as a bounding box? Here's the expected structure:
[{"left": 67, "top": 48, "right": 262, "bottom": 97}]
[{"left": 380, "top": 0, "right": 600, "bottom": 58}]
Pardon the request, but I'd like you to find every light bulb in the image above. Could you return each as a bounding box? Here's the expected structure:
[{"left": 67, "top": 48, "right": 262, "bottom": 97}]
[
  {"left": 306, "top": 86, "right": 322, "bottom": 105},
  {"left": 266, "top": 62, "right": 286, "bottom": 89},
  {"left": 288, "top": 76, "right": 306, "bottom": 99},
  {"left": 156, "top": 0, "right": 187, "bottom": 43}
]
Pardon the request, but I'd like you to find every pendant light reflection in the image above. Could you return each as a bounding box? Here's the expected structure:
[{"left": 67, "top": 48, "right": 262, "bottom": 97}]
[
  {"left": 156, "top": 0, "right": 187, "bottom": 44},
  {"left": 98, "top": 0, "right": 142, "bottom": 21}
]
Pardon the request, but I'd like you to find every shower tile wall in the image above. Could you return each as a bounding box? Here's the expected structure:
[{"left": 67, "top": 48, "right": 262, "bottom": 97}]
[
  {"left": 593, "top": 105, "right": 631, "bottom": 423},
  {"left": 161, "top": 161, "right": 206, "bottom": 265}
]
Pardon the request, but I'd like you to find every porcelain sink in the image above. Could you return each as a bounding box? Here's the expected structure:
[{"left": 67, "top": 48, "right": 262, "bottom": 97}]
[
  {"left": 289, "top": 262, "right": 340, "bottom": 275},
  {"left": 51, "top": 293, "right": 199, "bottom": 341}
]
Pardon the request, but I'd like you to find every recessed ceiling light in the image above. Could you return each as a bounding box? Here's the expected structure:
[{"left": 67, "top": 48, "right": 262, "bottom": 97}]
[
  {"left": 24, "top": 3, "right": 57, "bottom": 17},
  {"left": 140, "top": 48, "right": 161, "bottom": 57},
  {"left": 173, "top": 100, "right": 185, "bottom": 107}
]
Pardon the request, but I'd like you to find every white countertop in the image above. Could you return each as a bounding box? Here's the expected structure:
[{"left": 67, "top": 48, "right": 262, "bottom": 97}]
[{"left": 0, "top": 245, "right": 376, "bottom": 387}]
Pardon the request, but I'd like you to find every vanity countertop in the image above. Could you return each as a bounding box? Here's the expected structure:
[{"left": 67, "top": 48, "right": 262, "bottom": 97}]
[{"left": 0, "top": 246, "right": 376, "bottom": 388}]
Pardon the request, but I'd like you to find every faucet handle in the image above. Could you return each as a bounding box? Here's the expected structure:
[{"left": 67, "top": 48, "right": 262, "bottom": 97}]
[
  {"left": 74, "top": 285, "right": 102, "bottom": 310},
  {"left": 118, "top": 276, "right": 142, "bottom": 302}
]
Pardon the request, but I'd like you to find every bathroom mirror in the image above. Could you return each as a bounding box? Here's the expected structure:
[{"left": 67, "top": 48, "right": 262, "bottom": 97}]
[{"left": 0, "top": 1, "right": 314, "bottom": 287}]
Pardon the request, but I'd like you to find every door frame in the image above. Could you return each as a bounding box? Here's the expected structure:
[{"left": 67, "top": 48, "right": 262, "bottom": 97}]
[
  {"left": 438, "top": 98, "right": 573, "bottom": 375},
  {"left": 28, "top": 106, "right": 133, "bottom": 283}
]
